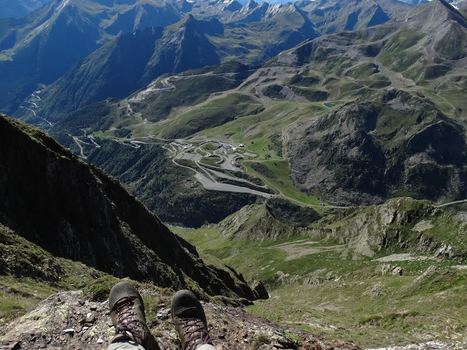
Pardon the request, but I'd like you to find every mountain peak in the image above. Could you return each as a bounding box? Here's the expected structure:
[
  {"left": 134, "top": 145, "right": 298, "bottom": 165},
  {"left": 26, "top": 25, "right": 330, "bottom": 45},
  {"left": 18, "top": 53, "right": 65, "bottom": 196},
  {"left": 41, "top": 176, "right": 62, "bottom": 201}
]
[
  {"left": 265, "top": 3, "right": 297, "bottom": 17},
  {"left": 176, "top": 14, "right": 224, "bottom": 35},
  {"left": 436, "top": 0, "right": 467, "bottom": 16},
  {"left": 223, "top": 0, "right": 243, "bottom": 11},
  {"left": 417, "top": 0, "right": 467, "bottom": 26},
  {"left": 183, "top": 12, "right": 196, "bottom": 22},
  {"left": 244, "top": 0, "right": 259, "bottom": 10}
]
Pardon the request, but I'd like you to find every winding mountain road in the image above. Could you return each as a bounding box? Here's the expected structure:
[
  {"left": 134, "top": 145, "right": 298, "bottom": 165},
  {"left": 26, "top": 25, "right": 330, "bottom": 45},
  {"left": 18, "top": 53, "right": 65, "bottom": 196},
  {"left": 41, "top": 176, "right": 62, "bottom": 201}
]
[
  {"left": 71, "top": 134, "right": 466, "bottom": 211},
  {"left": 170, "top": 141, "right": 274, "bottom": 198}
]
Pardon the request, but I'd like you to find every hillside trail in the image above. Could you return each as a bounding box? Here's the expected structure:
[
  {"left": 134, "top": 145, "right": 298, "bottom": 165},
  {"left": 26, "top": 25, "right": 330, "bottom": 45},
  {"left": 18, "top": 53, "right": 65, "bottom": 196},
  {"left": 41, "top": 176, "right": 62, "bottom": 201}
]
[{"left": 0, "top": 290, "right": 359, "bottom": 350}]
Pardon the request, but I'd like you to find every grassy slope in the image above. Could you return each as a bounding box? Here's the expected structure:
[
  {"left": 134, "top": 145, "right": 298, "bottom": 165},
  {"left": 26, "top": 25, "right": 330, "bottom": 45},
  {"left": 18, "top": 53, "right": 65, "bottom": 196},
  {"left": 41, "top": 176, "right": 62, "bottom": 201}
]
[
  {"left": 83, "top": 6, "right": 466, "bottom": 214},
  {"left": 0, "top": 276, "right": 57, "bottom": 326},
  {"left": 244, "top": 160, "right": 323, "bottom": 209},
  {"left": 173, "top": 204, "right": 467, "bottom": 348},
  {"left": 0, "top": 224, "right": 119, "bottom": 327},
  {"left": 156, "top": 93, "right": 264, "bottom": 139},
  {"left": 200, "top": 101, "right": 328, "bottom": 156},
  {"left": 0, "top": 223, "right": 215, "bottom": 333},
  {"left": 85, "top": 15, "right": 465, "bottom": 212},
  {"left": 250, "top": 269, "right": 466, "bottom": 347},
  {"left": 191, "top": 21, "right": 466, "bottom": 208},
  {"left": 198, "top": 101, "right": 328, "bottom": 209}
]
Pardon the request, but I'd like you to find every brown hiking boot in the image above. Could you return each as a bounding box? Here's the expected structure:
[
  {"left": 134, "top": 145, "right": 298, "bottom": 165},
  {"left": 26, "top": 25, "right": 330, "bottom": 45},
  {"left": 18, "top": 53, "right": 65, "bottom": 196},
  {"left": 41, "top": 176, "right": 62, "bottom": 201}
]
[
  {"left": 171, "top": 290, "right": 213, "bottom": 350},
  {"left": 109, "top": 281, "right": 160, "bottom": 350}
]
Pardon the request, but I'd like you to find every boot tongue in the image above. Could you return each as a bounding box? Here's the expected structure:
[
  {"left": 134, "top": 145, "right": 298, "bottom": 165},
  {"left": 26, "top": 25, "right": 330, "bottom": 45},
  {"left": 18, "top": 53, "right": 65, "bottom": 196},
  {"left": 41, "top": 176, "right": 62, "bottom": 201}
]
[{"left": 174, "top": 306, "right": 199, "bottom": 318}]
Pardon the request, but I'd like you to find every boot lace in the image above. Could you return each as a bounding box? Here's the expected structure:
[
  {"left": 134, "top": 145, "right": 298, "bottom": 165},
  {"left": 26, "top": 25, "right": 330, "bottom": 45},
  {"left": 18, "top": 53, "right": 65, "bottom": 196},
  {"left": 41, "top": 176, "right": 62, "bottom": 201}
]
[
  {"left": 114, "top": 297, "right": 145, "bottom": 343},
  {"left": 181, "top": 318, "right": 212, "bottom": 350}
]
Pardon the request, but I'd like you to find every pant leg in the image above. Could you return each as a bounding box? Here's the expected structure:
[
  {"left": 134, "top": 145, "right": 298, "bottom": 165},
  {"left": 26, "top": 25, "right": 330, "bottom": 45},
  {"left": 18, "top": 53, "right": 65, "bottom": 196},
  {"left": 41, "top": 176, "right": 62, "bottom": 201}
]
[
  {"left": 196, "top": 345, "right": 217, "bottom": 350},
  {"left": 107, "top": 341, "right": 219, "bottom": 350},
  {"left": 107, "top": 341, "right": 146, "bottom": 350}
]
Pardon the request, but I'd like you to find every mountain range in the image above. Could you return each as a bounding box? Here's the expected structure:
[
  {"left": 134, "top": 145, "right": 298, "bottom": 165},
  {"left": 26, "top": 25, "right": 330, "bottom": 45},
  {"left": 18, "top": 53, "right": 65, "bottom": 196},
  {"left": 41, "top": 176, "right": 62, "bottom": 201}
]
[
  {"left": 0, "top": 0, "right": 466, "bottom": 349},
  {"left": 31, "top": 0, "right": 466, "bottom": 218},
  {"left": 0, "top": 0, "right": 50, "bottom": 18},
  {"left": 0, "top": 0, "right": 417, "bottom": 118},
  {"left": 282, "top": 0, "right": 467, "bottom": 203}
]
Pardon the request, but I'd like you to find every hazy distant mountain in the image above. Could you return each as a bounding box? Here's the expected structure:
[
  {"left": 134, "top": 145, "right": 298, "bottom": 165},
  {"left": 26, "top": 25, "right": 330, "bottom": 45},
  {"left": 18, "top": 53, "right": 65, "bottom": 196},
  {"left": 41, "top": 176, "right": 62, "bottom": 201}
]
[
  {"left": 0, "top": 0, "right": 181, "bottom": 113},
  {"left": 399, "top": 0, "right": 467, "bottom": 7},
  {"left": 35, "top": 16, "right": 222, "bottom": 118},
  {"left": 2, "top": 0, "right": 425, "bottom": 118},
  {"left": 22, "top": 2, "right": 320, "bottom": 119},
  {"left": 449, "top": 0, "right": 467, "bottom": 8},
  {"left": 397, "top": 0, "right": 428, "bottom": 4},
  {"left": 0, "top": 0, "right": 50, "bottom": 18},
  {"left": 459, "top": 0, "right": 467, "bottom": 15},
  {"left": 299, "top": 0, "right": 412, "bottom": 33},
  {"left": 282, "top": 0, "right": 467, "bottom": 204}
]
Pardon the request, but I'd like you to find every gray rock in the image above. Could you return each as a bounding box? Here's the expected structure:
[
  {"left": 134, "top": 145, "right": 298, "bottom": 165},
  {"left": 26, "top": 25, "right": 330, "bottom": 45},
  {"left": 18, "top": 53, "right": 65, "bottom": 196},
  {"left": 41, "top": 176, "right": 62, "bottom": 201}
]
[{"left": 253, "top": 281, "right": 269, "bottom": 300}]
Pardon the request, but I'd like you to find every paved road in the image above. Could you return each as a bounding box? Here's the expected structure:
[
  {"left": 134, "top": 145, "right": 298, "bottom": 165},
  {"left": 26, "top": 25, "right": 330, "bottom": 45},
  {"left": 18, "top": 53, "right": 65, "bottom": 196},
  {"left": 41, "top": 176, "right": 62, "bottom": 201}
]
[
  {"left": 172, "top": 156, "right": 274, "bottom": 198},
  {"left": 72, "top": 136, "right": 86, "bottom": 158},
  {"left": 435, "top": 199, "right": 467, "bottom": 208},
  {"left": 193, "top": 173, "right": 275, "bottom": 198}
]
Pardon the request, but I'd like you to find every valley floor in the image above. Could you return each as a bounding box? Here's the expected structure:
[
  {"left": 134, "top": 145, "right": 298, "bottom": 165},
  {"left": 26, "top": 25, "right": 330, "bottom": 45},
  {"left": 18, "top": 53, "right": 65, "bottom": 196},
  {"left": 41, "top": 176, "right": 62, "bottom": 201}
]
[{"left": 69, "top": 133, "right": 333, "bottom": 212}]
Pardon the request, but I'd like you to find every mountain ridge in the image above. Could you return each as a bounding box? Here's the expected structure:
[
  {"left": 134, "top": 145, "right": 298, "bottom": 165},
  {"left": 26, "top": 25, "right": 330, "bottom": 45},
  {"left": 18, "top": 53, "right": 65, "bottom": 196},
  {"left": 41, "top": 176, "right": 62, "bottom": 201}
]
[
  {"left": 1, "top": 0, "right": 426, "bottom": 117},
  {"left": 0, "top": 114, "right": 256, "bottom": 300}
]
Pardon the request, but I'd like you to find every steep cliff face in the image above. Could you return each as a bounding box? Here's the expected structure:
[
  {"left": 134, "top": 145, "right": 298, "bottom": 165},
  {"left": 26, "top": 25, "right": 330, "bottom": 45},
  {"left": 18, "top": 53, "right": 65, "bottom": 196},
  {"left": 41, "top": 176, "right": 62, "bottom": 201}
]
[
  {"left": 0, "top": 115, "right": 255, "bottom": 300},
  {"left": 84, "top": 139, "right": 257, "bottom": 227}
]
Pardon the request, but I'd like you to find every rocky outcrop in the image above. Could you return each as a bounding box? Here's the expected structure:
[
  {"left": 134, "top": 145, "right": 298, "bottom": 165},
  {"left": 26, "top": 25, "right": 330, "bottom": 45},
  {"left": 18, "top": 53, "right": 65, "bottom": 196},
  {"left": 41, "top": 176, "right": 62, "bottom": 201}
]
[
  {"left": 286, "top": 90, "right": 467, "bottom": 205},
  {"left": 219, "top": 198, "right": 321, "bottom": 240},
  {"left": 266, "top": 198, "right": 321, "bottom": 227},
  {"left": 0, "top": 115, "right": 255, "bottom": 300},
  {"left": 252, "top": 281, "right": 269, "bottom": 300},
  {"left": 0, "top": 290, "right": 359, "bottom": 350},
  {"left": 308, "top": 197, "right": 467, "bottom": 258}
]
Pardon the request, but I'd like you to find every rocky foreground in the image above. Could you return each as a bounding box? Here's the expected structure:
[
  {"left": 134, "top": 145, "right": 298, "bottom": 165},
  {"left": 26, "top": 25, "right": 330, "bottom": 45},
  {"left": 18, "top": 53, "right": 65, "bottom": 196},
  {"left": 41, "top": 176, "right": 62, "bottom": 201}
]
[{"left": 0, "top": 290, "right": 359, "bottom": 350}]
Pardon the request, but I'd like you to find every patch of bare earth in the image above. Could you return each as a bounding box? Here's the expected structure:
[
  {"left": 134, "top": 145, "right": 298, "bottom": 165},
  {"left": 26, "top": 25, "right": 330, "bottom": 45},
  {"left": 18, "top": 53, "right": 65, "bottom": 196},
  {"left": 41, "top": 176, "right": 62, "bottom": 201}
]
[{"left": 272, "top": 240, "right": 345, "bottom": 261}]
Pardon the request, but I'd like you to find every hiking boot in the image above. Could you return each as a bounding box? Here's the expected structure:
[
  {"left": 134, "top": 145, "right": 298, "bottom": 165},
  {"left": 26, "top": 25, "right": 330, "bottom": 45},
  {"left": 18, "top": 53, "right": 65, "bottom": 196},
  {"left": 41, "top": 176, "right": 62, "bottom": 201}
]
[
  {"left": 171, "top": 290, "right": 213, "bottom": 350},
  {"left": 109, "top": 281, "right": 160, "bottom": 350}
]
